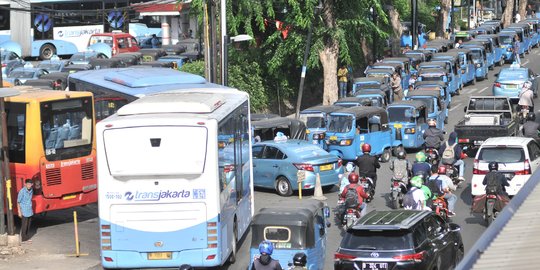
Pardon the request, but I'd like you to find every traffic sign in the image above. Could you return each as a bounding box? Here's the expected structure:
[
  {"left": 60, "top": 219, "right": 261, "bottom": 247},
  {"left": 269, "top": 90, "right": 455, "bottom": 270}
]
[
  {"left": 107, "top": 10, "right": 124, "bottom": 29},
  {"left": 34, "top": 14, "right": 52, "bottom": 33}
]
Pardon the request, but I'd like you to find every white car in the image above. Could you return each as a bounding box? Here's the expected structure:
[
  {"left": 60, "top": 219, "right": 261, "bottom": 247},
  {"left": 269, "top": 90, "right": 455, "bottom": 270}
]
[{"left": 471, "top": 137, "right": 540, "bottom": 196}]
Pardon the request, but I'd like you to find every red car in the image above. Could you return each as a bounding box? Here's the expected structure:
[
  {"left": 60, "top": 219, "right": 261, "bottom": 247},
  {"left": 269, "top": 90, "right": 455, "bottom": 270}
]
[{"left": 88, "top": 32, "right": 140, "bottom": 56}]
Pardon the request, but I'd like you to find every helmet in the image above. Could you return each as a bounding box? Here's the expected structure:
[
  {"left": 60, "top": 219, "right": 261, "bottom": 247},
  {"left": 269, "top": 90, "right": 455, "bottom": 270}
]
[
  {"left": 438, "top": 165, "right": 447, "bottom": 175},
  {"left": 397, "top": 151, "right": 406, "bottom": 160},
  {"left": 348, "top": 173, "right": 359, "bottom": 184},
  {"left": 523, "top": 81, "right": 532, "bottom": 89},
  {"left": 410, "top": 176, "right": 423, "bottom": 188},
  {"left": 415, "top": 151, "right": 427, "bottom": 162},
  {"left": 428, "top": 118, "right": 437, "bottom": 127},
  {"left": 488, "top": 161, "right": 499, "bottom": 172},
  {"left": 527, "top": 112, "right": 536, "bottom": 121},
  {"left": 345, "top": 162, "right": 354, "bottom": 173},
  {"left": 293, "top": 252, "right": 307, "bottom": 266},
  {"left": 362, "top": 144, "right": 371, "bottom": 153},
  {"left": 259, "top": 240, "right": 274, "bottom": 255}
]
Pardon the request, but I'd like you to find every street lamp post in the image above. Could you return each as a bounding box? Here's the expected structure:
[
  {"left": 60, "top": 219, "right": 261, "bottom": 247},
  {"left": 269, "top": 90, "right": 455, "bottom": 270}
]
[
  {"left": 370, "top": 7, "right": 378, "bottom": 60},
  {"left": 222, "top": 34, "right": 253, "bottom": 86},
  {"left": 411, "top": 0, "right": 418, "bottom": 49}
]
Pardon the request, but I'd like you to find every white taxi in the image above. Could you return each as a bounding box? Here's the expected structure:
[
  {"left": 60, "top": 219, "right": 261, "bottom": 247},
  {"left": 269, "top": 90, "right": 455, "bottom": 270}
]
[{"left": 471, "top": 137, "right": 540, "bottom": 196}]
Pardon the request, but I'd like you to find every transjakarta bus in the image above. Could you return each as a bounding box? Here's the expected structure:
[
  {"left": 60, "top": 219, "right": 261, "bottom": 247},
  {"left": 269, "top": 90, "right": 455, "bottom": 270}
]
[
  {"left": 97, "top": 88, "right": 253, "bottom": 268},
  {"left": 5, "top": 87, "right": 96, "bottom": 214}
]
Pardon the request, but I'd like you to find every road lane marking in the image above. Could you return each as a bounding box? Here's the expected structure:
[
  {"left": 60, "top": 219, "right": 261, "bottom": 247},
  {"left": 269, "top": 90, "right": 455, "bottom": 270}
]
[
  {"left": 450, "top": 103, "right": 462, "bottom": 111},
  {"left": 522, "top": 59, "right": 530, "bottom": 66},
  {"left": 478, "top": 87, "right": 488, "bottom": 93}
]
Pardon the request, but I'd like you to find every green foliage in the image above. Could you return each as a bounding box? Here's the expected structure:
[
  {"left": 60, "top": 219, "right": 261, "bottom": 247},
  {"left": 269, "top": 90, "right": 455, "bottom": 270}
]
[
  {"left": 179, "top": 60, "right": 205, "bottom": 77},
  {"left": 227, "top": 62, "right": 268, "bottom": 111}
]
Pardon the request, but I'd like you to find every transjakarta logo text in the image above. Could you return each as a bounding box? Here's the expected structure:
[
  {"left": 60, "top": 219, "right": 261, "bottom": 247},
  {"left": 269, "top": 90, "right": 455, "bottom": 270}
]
[{"left": 124, "top": 190, "right": 191, "bottom": 201}]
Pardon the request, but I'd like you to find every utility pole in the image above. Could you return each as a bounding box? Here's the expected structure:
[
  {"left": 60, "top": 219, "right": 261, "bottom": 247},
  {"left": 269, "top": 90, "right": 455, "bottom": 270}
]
[
  {"left": 220, "top": 0, "right": 228, "bottom": 86},
  {"left": 412, "top": 0, "right": 418, "bottom": 49},
  {"left": 295, "top": 23, "right": 313, "bottom": 119},
  {"left": 1, "top": 98, "right": 13, "bottom": 235},
  {"left": 451, "top": 0, "right": 455, "bottom": 33},
  {"left": 467, "top": 0, "right": 471, "bottom": 30}
]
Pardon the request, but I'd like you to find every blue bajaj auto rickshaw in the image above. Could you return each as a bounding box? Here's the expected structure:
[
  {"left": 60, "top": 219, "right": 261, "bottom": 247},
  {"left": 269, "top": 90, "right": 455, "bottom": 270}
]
[
  {"left": 354, "top": 90, "right": 388, "bottom": 108},
  {"left": 415, "top": 67, "right": 452, "bottom": 96},
  {"left": 498, "top": 32, "right": 518, "bottom": 62},
  {"left": 413, "top": 81, "right": 451, "bottom": 120},
  {"left": 453, "top": 48, "right": 477, "bottom": 85},
  {"left": 501, "top": 29, "right": 526, "bottom": 56},
  {"left": 367, "top": 62, "right": 408, "bottom": 90},
  {"left": 381, "top": 57, "right": 413, "bottom": 83},
  {"left": 477, "top": 34, "right": 505, "bottom": 66},
  {"left": 326, "top": 107, "right": 401, "bottom": 162},
  {"left": 406, "top": 90, "right": 447, "bottom": 129},
  {"left": 252, "top": 117, "right": 307, "bottom": 142},
  {"left": 334, "top": 97, "right": 373, "bottom": 108},
  {"left": 462, "top": 40, "right": 495, "bottom": 69},
  {"left": 387, "top": 100, "right": 429, "bottom": 149},
  {"left": 404, "top": 50, "right": 433, "bottom": 62},
  {"left": 351, "top": 77, "right": 391, "bottom": 97},
  {"left": 428, "top": 57, "right": 463, "bottom": 95},
  {"left": 249, "top": 200, "right": 331, "bottom": 270},
  {"left": 525, "top": 19, "right": 540, "bottom": 47},
  {"left": 299, "top": 105, "right": 343, "bottom": 149},
  {"left": 466, "top": 45, "right": 489, "bottom": 80},
  {"left": 508, "top": 24, "right": 532, "bottom": 52}
]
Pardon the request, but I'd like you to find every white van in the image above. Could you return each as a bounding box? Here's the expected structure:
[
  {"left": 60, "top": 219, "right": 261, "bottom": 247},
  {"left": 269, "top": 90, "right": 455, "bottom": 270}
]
[{"left": 471, "top": 137, "right": 540, "bottom": 196}]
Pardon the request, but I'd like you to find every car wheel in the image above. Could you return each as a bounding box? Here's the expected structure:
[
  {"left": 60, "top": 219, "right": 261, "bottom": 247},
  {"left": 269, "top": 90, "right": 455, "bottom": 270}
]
[
  {"left": 276, "top": 176, "right": 293, "bottom": 196},
  {"left": 381, "top": 148, "right": 391, "bottom": 163},
  {"left": 228, "top": 221, "right": 238, "bottom": 264},
  {"left": 322, "top": 185, "right": 335, "bottom": 193},
  {"left": 39, "top": 44, "right": 56, "bottom": 60}
]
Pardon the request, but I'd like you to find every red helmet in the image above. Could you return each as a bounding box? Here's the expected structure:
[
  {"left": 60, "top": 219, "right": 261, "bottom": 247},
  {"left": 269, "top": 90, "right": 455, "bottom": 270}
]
[
  {"left": 348, "top": 173, "right": 359, "bottom": 184},
  {"left": 361, "top": 144, "right": 371, "bottom": 153},
  {"left": 438, "top": 165, "right": 447, "bottom": 175}
]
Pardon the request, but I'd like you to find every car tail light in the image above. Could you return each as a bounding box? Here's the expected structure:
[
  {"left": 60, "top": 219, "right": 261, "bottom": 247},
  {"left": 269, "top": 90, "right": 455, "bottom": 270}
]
[
  {"left": 515, "top": 159, "right": 532, "bottom": 175},
  {"left": 393, "top": 251, "right": 425, "bottom": 262},
  {"left": 473, "top": 159, "right": 488, "bottom": 174},
  {"left": 494, "top": 82, "right": 501, "bottom": 88},
  {"left": 337, "top": 158, "right": 343, "bottom": 168},
  {"left": 458, "top": 138, "right": 470, "bottom": 143},
  {"left": 393, "top": 181, "right": 400, "bottom": 187},
  {"left": 334, "top": 252, "right": 356, "bottom": 260},
  {"left": 294, "top": 163, "right": 314, "bottom": 171}
]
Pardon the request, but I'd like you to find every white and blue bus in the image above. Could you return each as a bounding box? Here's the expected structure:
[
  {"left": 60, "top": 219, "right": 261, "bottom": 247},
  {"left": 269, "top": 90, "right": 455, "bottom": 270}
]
[
  {"left": 97, "top": 87, "right": 253, "bottom": 268},
  {"left": 0, "top": 0, "right": 160, "bottom": 59}
]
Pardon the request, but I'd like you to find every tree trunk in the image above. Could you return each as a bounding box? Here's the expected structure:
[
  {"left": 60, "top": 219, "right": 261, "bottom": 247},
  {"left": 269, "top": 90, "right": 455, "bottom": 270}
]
[
  {"left": 360, "top": 37, "right": 371, "bottom": 62},
  {"left": 518, "top": 0, "right": 527, "bottom": 19},
  {"left": 439, "top": 0, "right": 451, "bottom": 38},
  {"left": 501, "top": 0, "right": 514, "bottom": 27},
  {"left": 388, "top": 7, "right": 402, "bottom": 56},
  {"left": 319, "top": 0, "right": 339, "bottom": 105},
  {"left": 320, "top": 42, "right": 339, "bottom": 105}
]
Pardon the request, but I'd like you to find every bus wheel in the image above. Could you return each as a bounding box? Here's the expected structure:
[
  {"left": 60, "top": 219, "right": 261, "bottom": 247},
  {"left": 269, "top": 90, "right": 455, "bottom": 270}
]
[
  {"left": 276, "top": 176, "right": 293, "bottom": 196},
  {"left": 39, "top": 44, "right": 56, "bottom": 60},
  {"left": 228, "top": 221, "right": 238, "bottom": 264}
]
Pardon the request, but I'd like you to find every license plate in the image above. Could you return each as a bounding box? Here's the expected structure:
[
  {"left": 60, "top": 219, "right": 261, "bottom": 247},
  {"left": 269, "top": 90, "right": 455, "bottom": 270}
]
[
  {"left": 505, "top": 84, "right": 517, "bottom": 89},
  {"left": 62, "top": 194, "right": 76, "bottom": 200},
  {"left": 330, "top": 135, "right": 338, "bottom": 141},
  {"left": 320, "top": 164, "right": 333, "bottom": 171},
  {"left": 474, "top": 140, "right": 484, "bottom": 146},
  {"left": 504, "top": 173, "right": 514, "bottom": 179},
  {"left": 148, "top": 252, "right": 172, "bottom": 260},
  {"left": 362, "top": 262, "right": 389, "bottom": 270},
  {"left": 393, "top": 123, "right": 402, "bottom": 128}
]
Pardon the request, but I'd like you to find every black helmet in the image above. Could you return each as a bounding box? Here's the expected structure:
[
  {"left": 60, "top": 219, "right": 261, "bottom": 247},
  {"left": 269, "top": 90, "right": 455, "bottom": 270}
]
[
  {"left": 488, "top": 161, "right": 498, "bottom": 172},
  {"left": 293, "top": 252, "right": 307, "bottom": 266},
  {"left": 527, "top": 112, "right": 536, "bottom": 121},
  {"left": 397, "top": 151, "right": 406, "bottom": 160}
]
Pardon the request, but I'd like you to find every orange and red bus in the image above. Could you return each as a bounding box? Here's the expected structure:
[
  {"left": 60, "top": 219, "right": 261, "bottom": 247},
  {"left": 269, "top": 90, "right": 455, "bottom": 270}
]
[{"left": 5, "top": 87, "right": 96, "bottom": 214}]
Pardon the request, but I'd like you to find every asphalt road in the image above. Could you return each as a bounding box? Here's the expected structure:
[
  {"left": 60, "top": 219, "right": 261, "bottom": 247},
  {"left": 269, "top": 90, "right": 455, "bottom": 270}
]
[{"left": 2, "top": 50, "right": 540, "bottom": 270}]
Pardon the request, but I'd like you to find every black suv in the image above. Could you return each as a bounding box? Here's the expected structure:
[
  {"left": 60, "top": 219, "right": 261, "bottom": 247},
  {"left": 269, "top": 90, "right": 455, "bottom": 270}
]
[{"left": 334, "top": 210, "right": 463, "bottom": 270}]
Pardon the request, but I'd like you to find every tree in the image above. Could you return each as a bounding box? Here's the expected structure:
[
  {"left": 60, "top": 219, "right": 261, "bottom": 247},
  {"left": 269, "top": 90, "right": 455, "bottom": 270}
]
[
  {"left": 438, "top": 0, "right": 451, "bottom": 37},
  {"left": 501, "top": 0, "right": 515, "bottom": 27},
  {"left": 518, "top": 0, "right": 527, "bottom": 20}
]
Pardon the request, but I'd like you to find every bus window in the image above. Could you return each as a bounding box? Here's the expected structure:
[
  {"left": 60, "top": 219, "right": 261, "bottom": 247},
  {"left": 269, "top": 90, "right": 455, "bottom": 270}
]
[
  {"left": 6, "top": 103, "right": 26, "bottom": 163},
  {"left": 41, "top": 97, "right": 93, "bottom": 161}
]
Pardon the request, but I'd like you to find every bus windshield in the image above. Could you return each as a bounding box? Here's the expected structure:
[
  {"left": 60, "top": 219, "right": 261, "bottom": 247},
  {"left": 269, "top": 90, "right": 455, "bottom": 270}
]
[{"left": 41, "top": 97, "right": 93, "bottom": 161}]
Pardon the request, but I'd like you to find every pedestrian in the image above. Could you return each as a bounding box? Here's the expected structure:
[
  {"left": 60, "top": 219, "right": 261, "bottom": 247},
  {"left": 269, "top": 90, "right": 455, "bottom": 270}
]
[
  {"left": 513, "top": 35, "right": 521, "bottom": 65},
  {"left": 408, "top": 74, "right": 417, "bottom": 87},
  {"left": 390, "top": 72, "right": 403, "bottom": 102},
  {"left": 515, "top": 12, "right": 521, "bottom": 23},
  {"left": 401, "top": 44, "right": 411, "bottom": 54},
  {"left": 337, "top": 64, "right": 348, "bottom": 98},
  {"left": 151, "top": 34, "right": 159, "bottom": 48},
  {"left": 519, "top": 81, "right": 534, "bottom": 112},
  {"left": 455, "top": 39, "right": 462, "bottom": 48},
  {"left": 527, "top": 4, "right": 535, "bottom": 18},
  {"left": 17, "top": 179, "right": 34, "bottom": 242}
]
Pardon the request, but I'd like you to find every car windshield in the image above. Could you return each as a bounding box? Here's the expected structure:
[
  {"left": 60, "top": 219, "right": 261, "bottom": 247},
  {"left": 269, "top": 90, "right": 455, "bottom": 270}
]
[
  {"left": 299, "top": 113, "right": 326, "bottom": 129},
  {"left": 478, "top": 147, "right": 525, "bottom": 163},
  {"left": 328, "top": 115, "right": 353, "bottom": 133},
  {"left": 498, "top": 69, "right": 527, "bottom": 81},
  {"left": 8, "top": 71, "right": 34, "bottom": 78},
  {"left": 499, "top": 36, "right": 514, "bottom": 44},
  {"left": 37, "top": 63, "right": 61, "bottom": 71},
  {"left": 341, "top": 229, "right": 413, "bottom": 250},
  {"left": 388, "top": 107, "right": 414, "bottom": 123}
]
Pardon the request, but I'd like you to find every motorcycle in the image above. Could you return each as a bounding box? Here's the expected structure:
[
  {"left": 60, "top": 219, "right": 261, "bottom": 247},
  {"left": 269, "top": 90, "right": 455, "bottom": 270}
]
[
  {"left": 390, "top": 178, "right": 408, "bottom": 209},
  {"left": 431, "top": 195, "right": 450, "bottom": 220},
  {"left": 519, "top": 105, "right": 529, "bottom": 124},
  {"left": 336, "top": 199, "right": 362, "bottom": 230},
  {"left": 484, "top": 192, "right": 499, "bottom": 226},
  {"left": 425, "top": 147, "right": 440, "bottom": 165},
  {"left": 443, "top": 164, "right": 463, "bottom": 188},
  {"left": 360, "top": 176, "right": 375, "bottom": 202}
]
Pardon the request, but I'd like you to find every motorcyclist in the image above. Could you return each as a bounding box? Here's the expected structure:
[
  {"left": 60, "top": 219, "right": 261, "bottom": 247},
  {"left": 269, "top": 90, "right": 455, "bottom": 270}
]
[
  {"left": 423, "top": 118, "right": 445, "bottom": 150},
  {"left": 339, "top": 162, "right": 355, "bottom": 193},
  {"left": 289, "top": 252, "right": 307, "bottom": 269},
  {"left": 403, "top": 176, "right": 430, "bottom": 210},
  {"left": 482, "top": 162, "right": 510, "bottom": 196},
  {"left": 439, "top": 131, "right": 465, "bottom": 182},
  {"left": 354, "top": 144, "right": 380, "bottom": 186},
  {"left": 428, "top": 165, "right": 458, "bottom": 217},
  {"left": 252, "top": 240, "right": 283, "bottom": 270},
  {"left": 389, "top": 150, "right": 410, "bottom": 191},
  {"left": 340, "top": 173, "right": 369, "bottom": 215},
  {"left": 522, "top": 112, "right": 540, "bottom": 141},
  {"left": 411, "top": 151, "right": 431, "bottom": 181}
]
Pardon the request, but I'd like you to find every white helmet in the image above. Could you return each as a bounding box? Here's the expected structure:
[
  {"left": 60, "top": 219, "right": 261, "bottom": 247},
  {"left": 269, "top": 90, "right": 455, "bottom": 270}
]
[
  {"left": 345, "top": 162, "right": 354, "bottom": 173},
  {"left": 523, "top": 81, "right": 532, "bottom": 90}
]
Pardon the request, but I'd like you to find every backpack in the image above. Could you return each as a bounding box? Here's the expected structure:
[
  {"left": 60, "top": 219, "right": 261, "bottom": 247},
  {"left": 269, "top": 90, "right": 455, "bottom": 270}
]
[
  {"left": 402, "top": 188, "right": 419, "bottom": 209},
  {"left": 344, "top": 185, "right": 359, "bottom": 208},
  {"left": 485, "top": 173, "right": 501, "bottom": 194},
  {"left": 392, "top": 159, "right": 409, "bottom": 180},
  {"left": 426, "top": 176, "right": 444, "bottom": 198},
  {"left": 441, "top": 142, "right": 456, "bottom": 165}
]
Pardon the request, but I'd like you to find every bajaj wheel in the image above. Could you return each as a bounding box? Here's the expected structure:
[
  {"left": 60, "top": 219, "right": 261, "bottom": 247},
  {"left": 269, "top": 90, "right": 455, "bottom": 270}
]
[{"left": 276, "top": 176, "right": 293, "bottom": 196}]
